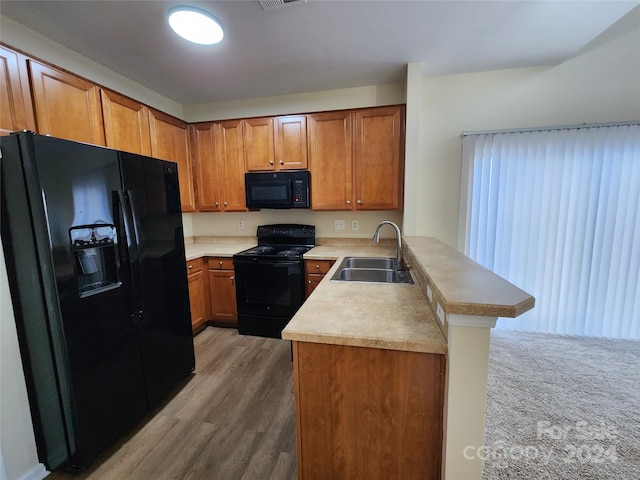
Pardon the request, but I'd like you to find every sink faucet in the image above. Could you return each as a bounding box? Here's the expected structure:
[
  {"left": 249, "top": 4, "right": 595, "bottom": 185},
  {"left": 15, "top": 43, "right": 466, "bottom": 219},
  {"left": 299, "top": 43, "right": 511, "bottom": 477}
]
[{"left": 372, "top": 220, "right": 403, "bottom": 271}]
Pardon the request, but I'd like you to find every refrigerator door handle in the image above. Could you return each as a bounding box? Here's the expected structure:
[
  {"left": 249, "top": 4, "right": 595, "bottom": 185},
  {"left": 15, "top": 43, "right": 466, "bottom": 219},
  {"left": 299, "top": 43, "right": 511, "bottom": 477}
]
[{"left": 114, "top": 190, "right": 142, "bottom": 326}]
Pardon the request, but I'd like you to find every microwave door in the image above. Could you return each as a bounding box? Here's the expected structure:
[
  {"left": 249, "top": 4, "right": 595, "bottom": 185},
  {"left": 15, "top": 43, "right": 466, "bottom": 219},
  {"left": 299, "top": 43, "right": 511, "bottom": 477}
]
[{"left": 248, "top": 179, "right": 292, "bottom": 208}]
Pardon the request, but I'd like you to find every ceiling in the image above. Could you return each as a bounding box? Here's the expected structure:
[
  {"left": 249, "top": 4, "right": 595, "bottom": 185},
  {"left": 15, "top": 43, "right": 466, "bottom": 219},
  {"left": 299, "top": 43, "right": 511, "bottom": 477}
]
[{"left": 1, "top": 0, "right": 638, "bottom": 105}]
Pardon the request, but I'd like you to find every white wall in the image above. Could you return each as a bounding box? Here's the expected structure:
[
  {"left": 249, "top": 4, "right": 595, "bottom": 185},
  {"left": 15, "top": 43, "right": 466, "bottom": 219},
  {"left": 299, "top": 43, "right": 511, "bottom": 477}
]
[
  {"left": 0, "top": 241, "right": 43, "bottom": 480},
  {"left": 184, "top": 83, "right": 405, "bottom": 122},
  {"left": 187, "top": 210, "right": 403, "bottom": 240},
  {"left": 0, "top": 16, "right": 183, "bottom": 118},
  {"left": 405, "top": 6, "right": 640, "bottom": 247}
]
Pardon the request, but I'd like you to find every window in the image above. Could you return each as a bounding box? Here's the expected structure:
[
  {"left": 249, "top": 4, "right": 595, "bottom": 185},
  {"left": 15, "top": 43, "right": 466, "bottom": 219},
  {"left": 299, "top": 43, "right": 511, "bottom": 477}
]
[{"left": 459, "top": 124, "right": 639, "bottom": 339}]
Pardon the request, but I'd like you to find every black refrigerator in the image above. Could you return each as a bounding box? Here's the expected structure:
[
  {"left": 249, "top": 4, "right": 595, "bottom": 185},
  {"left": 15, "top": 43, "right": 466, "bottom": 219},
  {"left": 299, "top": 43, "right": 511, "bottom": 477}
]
[{"left": 1, "top": 132, "right": 195, "bottom": 471}]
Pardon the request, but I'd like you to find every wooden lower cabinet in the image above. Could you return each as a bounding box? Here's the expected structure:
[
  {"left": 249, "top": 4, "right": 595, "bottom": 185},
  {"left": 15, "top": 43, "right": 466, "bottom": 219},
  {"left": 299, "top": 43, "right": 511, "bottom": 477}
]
[
  {"left": 208, "top": 257, "right": 238, "bottom": 327},
  {"left": 304, "top": 259, "right": 335, "bottom": 298},
  {"left": 186, "top": 258, "right": 209, "bottom": 332},
  {"left": 292, "top": 341, "right": 445, "bottom": 480}
]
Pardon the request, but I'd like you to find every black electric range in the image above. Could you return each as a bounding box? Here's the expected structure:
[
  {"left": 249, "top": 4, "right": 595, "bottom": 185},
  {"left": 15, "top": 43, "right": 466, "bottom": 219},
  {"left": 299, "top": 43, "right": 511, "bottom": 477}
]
[{"left": 233, "top": 224, "right": 315, "bottom": 338}]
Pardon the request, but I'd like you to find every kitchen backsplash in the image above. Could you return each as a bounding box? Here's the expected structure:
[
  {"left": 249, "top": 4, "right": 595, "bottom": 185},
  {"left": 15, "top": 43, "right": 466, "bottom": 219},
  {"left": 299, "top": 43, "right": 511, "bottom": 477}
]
[{"left": 183, "top": 210, "right": 404, "bottom": 239}]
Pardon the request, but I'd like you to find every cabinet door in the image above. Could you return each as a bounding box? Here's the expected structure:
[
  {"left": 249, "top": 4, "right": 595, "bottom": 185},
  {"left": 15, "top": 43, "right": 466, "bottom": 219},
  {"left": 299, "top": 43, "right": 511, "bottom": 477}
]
[
  {"left": 187, "top": 259, "right": 209, "bottom": 332},
  {"left": 101, "top": 89, "right": 151, "bottom": 155},
  {"left": 29, "top": 60, "right": 105, "bottom": 145},
  {"left": 294, "top": 342, "right": 444, "bottom": 479},
  {"left": 148, "top": 109, "right": 196, "bottom": 212},
  {"left": 308, "top": 111, "right": 353, "bottom": 210},
  {"left": 216, "top": 120, "right": 247, "bottom": 211},
  {"left": 244, "top": 117, "right": 276, "bottom": 171},
  {"left": 191, "top": 122, "right": 222, "bottom": 211},
  {"left": 0, "top": 46, "right": 35, "bottom": 136},
  {"left": 209, "top": 269, "right": 238, "bottom": 326},
  {"left": 276, "top": 115, "right": 307, "bottom": 170},
  {"left": 353, "top": 106, "right": 404, "bottom": 210}
]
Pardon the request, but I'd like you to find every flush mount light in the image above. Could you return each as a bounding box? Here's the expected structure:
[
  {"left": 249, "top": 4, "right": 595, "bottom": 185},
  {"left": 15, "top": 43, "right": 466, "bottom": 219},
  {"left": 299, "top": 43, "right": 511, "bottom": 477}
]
[{"left": 168, "top": 6, "right": 224, "bottom": 45}]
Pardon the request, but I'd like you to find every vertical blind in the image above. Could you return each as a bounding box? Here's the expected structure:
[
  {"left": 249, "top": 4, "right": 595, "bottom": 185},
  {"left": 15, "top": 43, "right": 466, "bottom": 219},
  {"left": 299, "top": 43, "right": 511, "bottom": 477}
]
[{"left": 458, "top": 124, "right": 639, "bottom": 339}]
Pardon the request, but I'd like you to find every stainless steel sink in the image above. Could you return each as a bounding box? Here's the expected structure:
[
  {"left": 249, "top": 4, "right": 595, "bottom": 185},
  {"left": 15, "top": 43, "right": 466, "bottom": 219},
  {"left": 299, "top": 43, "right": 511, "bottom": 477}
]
[
  {"left": 330, "top": 257, "right": 413, "bottom": 284},
  {"left": 342, "top": 257, "right": 396, "bottom": 269}
]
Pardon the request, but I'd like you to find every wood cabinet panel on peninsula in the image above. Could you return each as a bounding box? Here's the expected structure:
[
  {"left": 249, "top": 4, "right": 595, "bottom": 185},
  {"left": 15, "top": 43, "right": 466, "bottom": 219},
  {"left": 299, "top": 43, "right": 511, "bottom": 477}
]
[
  {"left": 208, "top": 257, "right": 238, "bottom": 327},
  {"left": 0, "top": 45, "right": 35, "bottom": 136},
  {"left": 186, "top": 258, "right": 209, "bottom": 332},
  {"left": 148, "top": 109, "right": 196, "bottom": 212},
  {"left": 293, "top": 341, "right": 445, "bottom": 479},
  {"left": 28, "top": 60, "right": 106, "bottom": 145}
]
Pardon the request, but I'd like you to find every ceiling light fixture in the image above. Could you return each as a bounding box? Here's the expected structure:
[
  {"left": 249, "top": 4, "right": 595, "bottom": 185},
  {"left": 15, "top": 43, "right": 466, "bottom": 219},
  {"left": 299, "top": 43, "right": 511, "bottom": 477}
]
[{"left": 168, "top": 6, "right": 224, "bottom": 45}]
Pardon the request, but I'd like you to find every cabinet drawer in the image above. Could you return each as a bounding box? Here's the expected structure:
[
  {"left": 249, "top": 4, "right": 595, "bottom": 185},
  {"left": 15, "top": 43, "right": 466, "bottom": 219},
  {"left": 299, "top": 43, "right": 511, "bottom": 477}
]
[
  {"left": 186, "top": 257, "right": 203, "bottom": 274},
  {"left": 208, "top": 257, "right": 234, "bottom": 270},
  {"left": 304, "top": 259, "right": 334, "bottom": 275}
]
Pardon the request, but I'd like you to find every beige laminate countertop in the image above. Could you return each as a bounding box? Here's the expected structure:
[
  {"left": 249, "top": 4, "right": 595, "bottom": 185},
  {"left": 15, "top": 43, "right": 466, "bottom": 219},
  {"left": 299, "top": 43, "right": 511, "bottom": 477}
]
[
  {"left": 184, "top": 237, "right": 534, "bottom": 356},
  {"left": 184, "top": 242, "right": 255, "bottom": 260},
  {"left": 403, "top": 237, "right": 535, "bottom": 318},
  {"left": 283, "top": 245, "right": 448, "bottom": 355}
]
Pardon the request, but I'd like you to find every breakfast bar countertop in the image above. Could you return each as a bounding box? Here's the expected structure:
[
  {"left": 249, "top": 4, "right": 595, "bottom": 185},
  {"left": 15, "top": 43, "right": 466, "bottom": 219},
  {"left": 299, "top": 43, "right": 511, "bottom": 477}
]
[{"left": 283, "top": 244, "right": 448, "bottom": 355}]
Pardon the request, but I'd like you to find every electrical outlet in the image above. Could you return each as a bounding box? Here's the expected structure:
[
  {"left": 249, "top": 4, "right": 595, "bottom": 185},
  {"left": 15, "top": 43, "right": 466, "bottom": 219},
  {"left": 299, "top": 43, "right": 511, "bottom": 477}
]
[
  {"left": 334, "top": 220, "right": 345, "bottom": 230},
  {"left": 351, "top": 220, "right": 359, "bottom": 231},
  {"left": 436, "top": 302, "right": 445, "bottom": 322},
  {"left": 238, "top": 220, "right": 244, "bottom": 230}
]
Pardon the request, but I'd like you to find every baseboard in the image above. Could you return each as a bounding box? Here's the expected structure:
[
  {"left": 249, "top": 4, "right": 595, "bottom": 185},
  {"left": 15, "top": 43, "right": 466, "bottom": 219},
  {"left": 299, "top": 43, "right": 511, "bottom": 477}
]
[{"left": 17, "top": 463, "right": 48, "bottom": 480}]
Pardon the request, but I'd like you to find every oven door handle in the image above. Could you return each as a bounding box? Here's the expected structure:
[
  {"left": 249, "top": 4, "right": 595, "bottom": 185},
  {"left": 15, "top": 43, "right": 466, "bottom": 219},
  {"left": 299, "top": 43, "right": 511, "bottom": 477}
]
[{"left": 237, "top": 259, "right": 302, "bottom": 267}]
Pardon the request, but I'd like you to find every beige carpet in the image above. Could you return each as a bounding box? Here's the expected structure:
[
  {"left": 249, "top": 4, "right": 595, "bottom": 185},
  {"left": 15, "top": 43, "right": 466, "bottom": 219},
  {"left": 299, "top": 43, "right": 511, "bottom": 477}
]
[{"left": 483, "top": 330, "right": 640, "bottom": 479}]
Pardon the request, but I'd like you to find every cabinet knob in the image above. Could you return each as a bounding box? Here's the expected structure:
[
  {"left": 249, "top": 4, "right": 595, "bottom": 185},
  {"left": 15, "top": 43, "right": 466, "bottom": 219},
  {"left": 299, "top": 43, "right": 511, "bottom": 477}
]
[
  {"left": 315, "top": 265, "right": 320, "bottom": 270},
  {"left": 230, "top": 276, "right": 235, "bottom": 281},
  {"left": 308, "top": 280, "right": 312, "bottom": 284},
  {"left": 279, "top": 160, "right": 284, "bottom": 165},
  {"left": 346, "top": 200, "right": 351, "bottom": 205},
  {"left": 269, "top": 160, "right": 274, "bottom": 165},
  {"left": 357, "top": 199, "right": 363, "bottom": 205},
  {"left": 188, "top": 265, "right": 193, "bottom": 269},
  {"left": 223, "top": 201, "right": 228, "bottom": 207},
  {"left": 219, "top": 261, "right": 223, "bottom": 265},
  {"left": 215, "top": 201, "right": 219, "bottom": 207}
]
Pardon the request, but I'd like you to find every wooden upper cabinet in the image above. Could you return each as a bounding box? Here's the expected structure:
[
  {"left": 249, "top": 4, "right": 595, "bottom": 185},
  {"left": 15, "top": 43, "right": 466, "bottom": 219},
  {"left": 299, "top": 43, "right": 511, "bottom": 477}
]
[
  {"left": 148, "top": 109, "right": 196, "bottom": 212},
  {"left": 215, "top": 120, "right": 247, "bottom": 211},
  {"left": 276, "top": 115, "right": 308, "bottom": 170},
  {"left": 0, "top": 46, "right": 35, "bottom": 136},
  {"left": 28, "top": 60, "right": 105, "bottom": 145},
  {"left": 191, "top": 122, "right": 222, "bottom": 211},
  {"left": 101, "top": 90, "right": 151, "bottom": 156},
  {"left": 244, "top": 117, "right": 275, "bottom": 171},
  {"left": 353, "top": 106, "right": 404, "bottom": 210},
  {"left": 308, "top": 111, "right": 353, "bottom": 210}
]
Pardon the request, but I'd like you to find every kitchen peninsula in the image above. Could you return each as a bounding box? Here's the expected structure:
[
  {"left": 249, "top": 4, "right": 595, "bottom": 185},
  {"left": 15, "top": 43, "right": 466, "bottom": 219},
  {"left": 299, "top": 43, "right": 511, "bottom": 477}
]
[
  {"left": 185, "top": 236, "right": 534, "bottom": 480},
  {"left": 282, "top": 236, "right": 534, "bottom": 480}
]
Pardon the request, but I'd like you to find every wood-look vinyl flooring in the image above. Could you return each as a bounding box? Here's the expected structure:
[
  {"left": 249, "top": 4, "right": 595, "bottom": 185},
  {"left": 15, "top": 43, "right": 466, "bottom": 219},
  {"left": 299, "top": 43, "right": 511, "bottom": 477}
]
[{"left": 48, "top": 327, "right": 297, "bottom": 480}]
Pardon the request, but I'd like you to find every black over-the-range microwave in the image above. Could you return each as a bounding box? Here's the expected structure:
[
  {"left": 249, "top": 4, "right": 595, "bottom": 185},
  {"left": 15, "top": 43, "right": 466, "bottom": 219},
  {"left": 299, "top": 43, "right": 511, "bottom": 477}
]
[{"left": 245, "top": 170, "right": 311, "bottom": 209}]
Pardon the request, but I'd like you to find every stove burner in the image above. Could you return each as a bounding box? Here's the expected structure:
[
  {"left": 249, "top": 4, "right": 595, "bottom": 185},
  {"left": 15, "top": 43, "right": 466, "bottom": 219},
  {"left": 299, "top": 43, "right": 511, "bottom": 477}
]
[
  {"left": 243, "top": 246, "right": 275, "bottom": 255},
  {"left": 278, "top": 248, "right": 306, "bottom": 256}
]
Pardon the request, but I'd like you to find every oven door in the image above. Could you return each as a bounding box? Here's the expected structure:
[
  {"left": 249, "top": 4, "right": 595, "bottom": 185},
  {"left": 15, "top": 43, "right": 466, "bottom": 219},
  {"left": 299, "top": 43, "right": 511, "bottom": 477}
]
[{"left": 233, "top": 259, "right": 304, "bottom": 318}]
